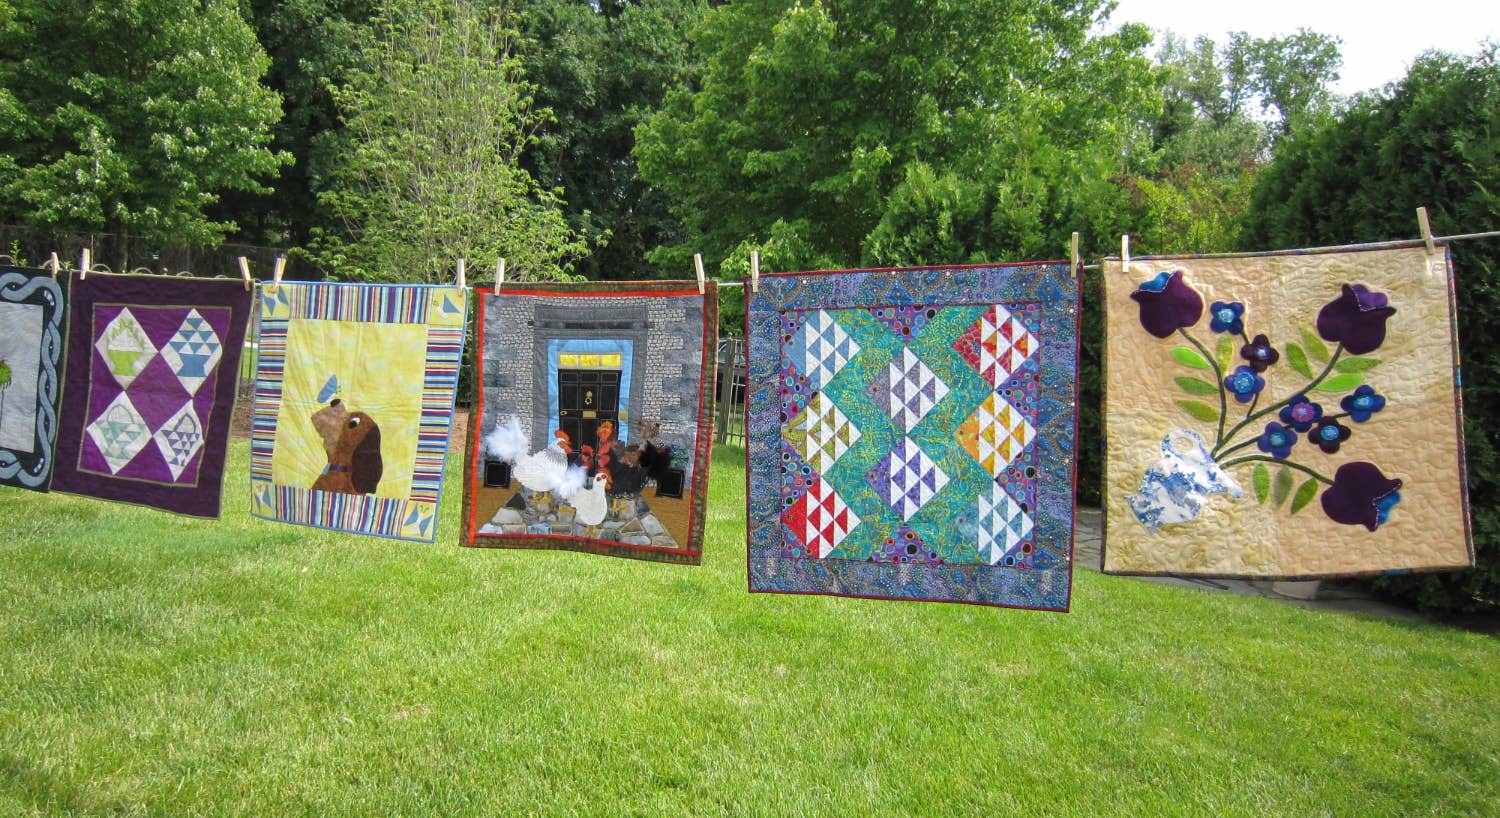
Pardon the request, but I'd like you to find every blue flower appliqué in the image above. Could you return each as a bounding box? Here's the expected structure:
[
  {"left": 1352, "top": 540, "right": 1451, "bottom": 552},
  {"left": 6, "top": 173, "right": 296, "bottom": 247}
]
[
  {"left": 1208, "top": 301, "right": 1245, "bottom": 334},
  {"left": 1223, "top": 365, "right": 1264, "bottom": 404},
  {"left": 1279, "top": 394, "right": 1324, "bottom": 433},
  {"left": 1341, "top": 385, "right": 1387, "bottom": 423},
  {"left": 1312, "top": 418, "right": 1352, "bottom": 454},
  {"left": 1257, "top": 421, "right": 1297, "bottom": 459}
]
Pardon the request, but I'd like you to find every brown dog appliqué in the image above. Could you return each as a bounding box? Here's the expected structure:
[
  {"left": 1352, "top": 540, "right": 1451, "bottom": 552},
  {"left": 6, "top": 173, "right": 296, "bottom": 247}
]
[{"left": 309, "top": 399, "right": 383, "bottom": 495}]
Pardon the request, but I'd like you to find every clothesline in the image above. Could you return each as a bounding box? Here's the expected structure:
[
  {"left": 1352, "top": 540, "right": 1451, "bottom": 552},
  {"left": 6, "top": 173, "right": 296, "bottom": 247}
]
[{"left": 14, "top": 227, "right": 1497, "bottom": 289}]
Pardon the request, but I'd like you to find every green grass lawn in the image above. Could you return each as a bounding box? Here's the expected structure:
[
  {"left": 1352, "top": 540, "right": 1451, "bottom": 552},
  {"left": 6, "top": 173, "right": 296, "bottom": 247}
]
[{"left": 1, "top": 443, "right": 1497, "bottom": 816}]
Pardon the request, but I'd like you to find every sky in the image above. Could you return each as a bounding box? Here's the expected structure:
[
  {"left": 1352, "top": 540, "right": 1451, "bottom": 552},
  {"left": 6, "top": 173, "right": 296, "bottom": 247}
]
[{"left": 1109, "top": 0, "right": 1500, "bottom": 95}]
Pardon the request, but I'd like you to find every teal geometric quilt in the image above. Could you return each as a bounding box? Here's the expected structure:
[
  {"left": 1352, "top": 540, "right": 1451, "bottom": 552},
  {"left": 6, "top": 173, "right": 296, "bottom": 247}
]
[{"left": 745, "top": 263, "right": 1079, "bottom": 609}]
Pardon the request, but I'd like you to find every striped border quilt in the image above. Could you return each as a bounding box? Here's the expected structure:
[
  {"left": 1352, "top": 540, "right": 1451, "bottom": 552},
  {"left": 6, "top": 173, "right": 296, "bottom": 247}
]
[{"left": 249, "top": 281, "right": 467, "bottom": 541}]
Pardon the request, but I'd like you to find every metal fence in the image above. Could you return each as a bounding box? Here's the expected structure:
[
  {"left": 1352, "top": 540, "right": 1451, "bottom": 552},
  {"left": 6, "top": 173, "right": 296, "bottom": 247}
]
[
  {"left": 714, "top": 337, "right": 747, "bottom": 446},
  {"left": 0, "top": 224, "right": 309, "bottom": 279}
]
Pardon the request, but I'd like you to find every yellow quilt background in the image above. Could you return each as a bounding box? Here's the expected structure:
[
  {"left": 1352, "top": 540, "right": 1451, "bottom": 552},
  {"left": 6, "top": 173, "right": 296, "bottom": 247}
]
[
  {"left": 1103, "top": 246, "right": 1470, "bottom": 577},
  {"left": 272, "top": 318, "right": 428, "bottom": 499}
]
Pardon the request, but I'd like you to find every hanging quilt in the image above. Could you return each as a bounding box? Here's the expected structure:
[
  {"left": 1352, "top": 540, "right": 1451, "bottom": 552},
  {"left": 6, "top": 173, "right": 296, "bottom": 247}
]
[
  {"left": 1102, "top": 245, "right": 1472, "bottom": 578},
  {"left": 461, "top": 282, "right": 718, "bottom": 563},
  {"left": 745, "top": 263, "right": 1080, "bottom": 609},
  {"left": 0, "top": 266, "right": 67, "bottom": 492},
  {"left": 249, "top": 282, "right": 467, "bottom": 541},
  {"left": 49, "top": 273, "right": 251, "bottom": 516}
]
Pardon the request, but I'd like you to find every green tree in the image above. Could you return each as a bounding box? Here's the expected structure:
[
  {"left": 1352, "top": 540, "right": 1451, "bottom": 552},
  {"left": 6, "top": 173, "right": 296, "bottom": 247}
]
[
  {"left": 1244, "top": 46, "right": 1500, "bottom": 613},
  {"left": 1123, "top": 29, "right": 1341, "bottom": 257},
  {"left": 0, "top": 0, "right": 288, "bottom": 268},
  {"left": 517, "top": 0, "right": 708, "bottom": 280},
  {"left": 635, "top": 0, "right": 1158, "bottom": 275},
  {"left": 212, "top": 0, "right": 379, "bottom": 248},
  {"left": 637, "top": 0, "right": 1156, "bottom": 495},
  {"left": 307, "top": 0, "right": 587, "bottom": 282}
]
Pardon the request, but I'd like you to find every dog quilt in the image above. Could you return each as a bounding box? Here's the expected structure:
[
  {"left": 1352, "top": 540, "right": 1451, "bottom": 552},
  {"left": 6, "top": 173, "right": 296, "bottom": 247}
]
[
  {"left": 49, "top": 273, "right": 251, "bottom": 516},
  {"left": 249, "top": 282, "right": 468, "bottom": 541},
  {"left": 0, "top": 266, "right": 67, "bottom": 492},
  {"left": 461, "top": 282, "right": 717, "bottom": 563},
  {"left": 1102, "top": 246, "right": 1473, "bottom": 578},
  {"left": 745, "top": 263, "right": 1080, "bottom": 609}
]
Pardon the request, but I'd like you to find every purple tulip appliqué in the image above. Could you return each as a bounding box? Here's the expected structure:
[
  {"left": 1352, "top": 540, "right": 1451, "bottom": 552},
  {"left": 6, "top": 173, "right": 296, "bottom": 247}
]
[
  {"left": 1341, "top": 384, "right": 1387, "bottom": 423},
  {"left": 1279, "top": 394, "right": 1324, "bottom": 433},
  {"left": 1132, "top": 271, "right": 1204, "bottom": 339},
  {"left": 1224, "top": 365, "right": 1264, "bottom": 404},
  {"left": 1208, "top": 301, "right": 1246, "bottom": 334},
  {"left": 1240, "top": 333, "right": 1279, "bottom": 372},
  {"left": 1321, "top": 462, "right": 1403, "bottom": 531},
  {"left": 1317, "top": 284, "right": 1397, "bottom": 355}
]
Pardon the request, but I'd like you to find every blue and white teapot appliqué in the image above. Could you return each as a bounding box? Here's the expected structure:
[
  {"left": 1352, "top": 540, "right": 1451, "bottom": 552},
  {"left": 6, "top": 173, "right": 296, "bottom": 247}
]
[{"left": 1128, "top": 429, "right": 1242, "bottom": 531}]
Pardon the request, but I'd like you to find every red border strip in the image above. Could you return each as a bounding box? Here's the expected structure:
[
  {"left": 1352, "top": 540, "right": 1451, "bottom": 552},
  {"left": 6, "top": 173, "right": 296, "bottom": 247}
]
[
  {"left": 464, "top": 285, "right": 715, "bottom": 560},
  {"left": 761, "top": 259, "right": 1069, "bottom": 278},
  {"left": 498, "top": 287, "right": 701, "bottom": 298}
]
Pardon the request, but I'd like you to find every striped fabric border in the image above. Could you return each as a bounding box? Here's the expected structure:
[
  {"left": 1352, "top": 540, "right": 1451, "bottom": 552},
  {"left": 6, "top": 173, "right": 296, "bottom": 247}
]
[
  {"left": 411, "top": 325, "right": 463, "bottom": 503},
  {"left": 248, "top": 282, "right": 466, "bottom": 542},
  {"left": 268, "top": 485, "right": 410, "bottom": 538},
  {"left": 250, "top": 317, "right": 288, "bottom": 480},
  {"left": 287, "top": 282, "right": 431, "bottom": 323}
]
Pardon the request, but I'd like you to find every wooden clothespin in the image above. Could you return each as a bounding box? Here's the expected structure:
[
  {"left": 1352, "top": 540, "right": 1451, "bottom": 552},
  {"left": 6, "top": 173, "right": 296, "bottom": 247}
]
[
  {"left": 693, "top": 253, "right": 706, "bottom": 295},
  {"left": 750, "top": 250, "right": 760, "bottom": 293},
  {"left": 237, "top": 256, "right": 252, "bottom": 292},
  {"left": 270, "top": 255, "right": 286, "bottom": 293},
  {"left": 456, "top": 257, "right": 466, "bottom": 289},
  {"left": 1417, "top": 206, "right": 1437, "bottom": 254},
  {"left": 1416, "top": 206, "right": 1439, "bottom": 279},
  {"left": 1121, "top": 234, "right": 1131, "bottom": 274},
  {"left": 49, "top": 252, "right": 60, "bottom": 279},
  {"left": 80, "top": 248, "right": 91, "bottom": 280},
  {"left": 496, "top": 257, "right": 506, "bottom": 288},
  {"left": 1070, "top": 232, "right": 1080, "bottom": 278}
]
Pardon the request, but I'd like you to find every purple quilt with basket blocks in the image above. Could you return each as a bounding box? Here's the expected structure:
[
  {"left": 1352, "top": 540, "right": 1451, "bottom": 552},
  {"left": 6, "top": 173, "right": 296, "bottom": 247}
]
[{"left": 50, "top": 274, "right": 251, "bottom": 517}]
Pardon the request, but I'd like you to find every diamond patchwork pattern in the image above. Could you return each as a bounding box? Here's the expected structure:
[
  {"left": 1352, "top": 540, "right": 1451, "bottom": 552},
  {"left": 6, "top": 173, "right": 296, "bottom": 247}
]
[
  {"left": 94, "top": 308, "right": 156, "bottom": 389},
  {"left": 868, "top": 436, "right": 949, "bottom": 521},
  {"left": 783, "top": 477, "right": 861, "bottom": 557},
  {"left": 159, "top": 309, "right": 223, "bottom": 396},
  {"left": 796, "top": 309, "right": 860, "bottom": 389},
  {"left": 956, "top": 304, "right": 1037, "bottom": 388},
  {"left": 957, "top": 392, "right": 1035, "bottom": 479},
  {"left": 152, "top": 402, "right": 204, "bottom": 480},
  {"left": 784, "top": 391, "right": 861, "bottom": 475},
  {"left": 777, "top": 299, "right": 1048, "bottom": 570},
  {"left": 978, "top": 480, "right": 1033, "bottom": 565},
  {"left": 885, "top": 347, "right": 948, "bottom": 433},
  {"left": 85, "top": 392, "right": 151, "bottom": 473}
]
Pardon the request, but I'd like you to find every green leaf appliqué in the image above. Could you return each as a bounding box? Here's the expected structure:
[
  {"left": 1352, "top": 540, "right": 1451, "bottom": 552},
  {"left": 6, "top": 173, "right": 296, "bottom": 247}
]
[
  {"left": 1300, "top": 326, "right": 1331, "bottom": 363},
  {"left": 1290, "top": 478, "right": 1320, "bottom": 515},
  {"left": 1252, "top": 463, "right": 1270, "bottom": 504},
  {"left": 1171, "top": 347, "right": 1213, "bottom": 370},
  {"left": 1335, "top": 357, "right": 1382, "bottom": 373},
  {"left": 1175, "top": 376, "right": 1220, "bottom": 396},
  {"left": 1315, "top": 373, "right": 1365, "bottom": 393},
  {"left": 1286, "top": 343, "right": 1312, "bottom": 378},
  {"left": 1176, "top": 400, "right": 1220, "bottom": 423},
  {"left": 1272, "top": 465, "right": 1294, "bottom": 507}
]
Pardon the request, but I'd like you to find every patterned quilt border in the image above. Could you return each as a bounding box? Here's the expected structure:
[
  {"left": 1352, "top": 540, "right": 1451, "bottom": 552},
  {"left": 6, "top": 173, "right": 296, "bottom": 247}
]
[{"left": 745, "top": 262, "right": 1081, "bottom": 609}]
